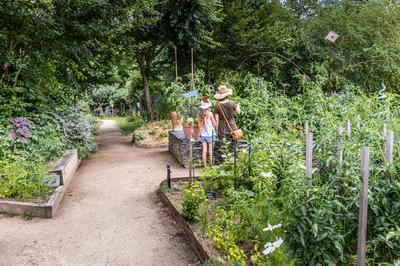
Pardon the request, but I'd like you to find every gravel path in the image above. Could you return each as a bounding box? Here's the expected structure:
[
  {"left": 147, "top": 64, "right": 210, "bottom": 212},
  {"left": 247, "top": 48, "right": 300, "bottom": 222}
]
[{"left": 0, "top": 120, "right": 198, "bottom": 266}]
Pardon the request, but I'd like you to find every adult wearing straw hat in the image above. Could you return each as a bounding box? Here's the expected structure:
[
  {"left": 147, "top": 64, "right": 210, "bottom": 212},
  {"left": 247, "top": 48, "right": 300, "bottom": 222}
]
[{"left": 214, "top": 85, "right": 241, "bottom": 139}]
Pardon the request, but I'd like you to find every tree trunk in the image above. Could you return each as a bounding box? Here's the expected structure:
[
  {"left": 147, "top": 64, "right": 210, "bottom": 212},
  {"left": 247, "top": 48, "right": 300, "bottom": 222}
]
[{"left": 136, "top": 53, "right": 154, "bottom": 121}]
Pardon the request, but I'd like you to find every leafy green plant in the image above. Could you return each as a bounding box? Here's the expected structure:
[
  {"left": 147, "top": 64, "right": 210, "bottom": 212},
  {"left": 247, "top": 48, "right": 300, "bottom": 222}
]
[
  {"left": 181, "top": 182, "right": 206, "bottom": 222},
  {"left": 0, "top": 159, "right": 54, "bottom": 200}
]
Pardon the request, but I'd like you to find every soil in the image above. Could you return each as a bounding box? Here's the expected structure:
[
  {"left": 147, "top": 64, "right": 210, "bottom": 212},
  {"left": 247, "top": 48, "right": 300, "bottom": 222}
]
[
  {"left": 0, "top": 120, "right": 199, "bottom": 266},
  {"left": 162, "top": 180, "right": 225, "bottom": 262},
  {"left": 133, "top": 120, "right": 170, "bottom": 148}
]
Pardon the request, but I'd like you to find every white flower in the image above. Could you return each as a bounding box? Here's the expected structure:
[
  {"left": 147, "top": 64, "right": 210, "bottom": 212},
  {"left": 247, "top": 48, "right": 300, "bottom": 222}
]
[
  {"left": 262, "top": 223, "right": 282, "bottom": 232},
  {"left": 262, "top": 238, "right": 284, "bottom": 256},
  {"left": 261, "top": 172, "right": 274, "bottom": 178},
  {"left": 273, "top": 238, "right": 284, "bottom": 248},
  {"left": 262, "top": 245, "right": 275, "bottom": 255}
]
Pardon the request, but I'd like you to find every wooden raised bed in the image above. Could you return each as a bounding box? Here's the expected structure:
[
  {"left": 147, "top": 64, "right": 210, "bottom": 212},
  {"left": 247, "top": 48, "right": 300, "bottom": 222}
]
[
  {"left": 0, "top": 149, "right": 80, "bottom": 218},
  {"left": 159, "top": 177, "right": 226, "bottom": 264}
]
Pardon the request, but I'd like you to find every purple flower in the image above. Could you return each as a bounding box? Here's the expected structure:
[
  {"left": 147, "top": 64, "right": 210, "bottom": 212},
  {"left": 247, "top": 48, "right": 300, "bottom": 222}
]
[{"left": 8, "top": 117, "right": 31, "bottom": 143}]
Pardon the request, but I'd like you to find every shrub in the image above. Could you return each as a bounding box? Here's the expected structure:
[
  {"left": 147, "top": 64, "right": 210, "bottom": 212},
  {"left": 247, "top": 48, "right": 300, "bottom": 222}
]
[{"left": 58, "top": 107, "right": 97, "bottom": 158}]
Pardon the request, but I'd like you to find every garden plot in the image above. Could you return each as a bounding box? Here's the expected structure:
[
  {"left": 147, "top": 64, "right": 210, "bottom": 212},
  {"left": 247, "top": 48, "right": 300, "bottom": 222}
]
[
  {"left": 160, "top": 84, "right": 400, "bottom": 265},
  {"left": 0, "top": 149, "right": 80, "bottom": 218}
]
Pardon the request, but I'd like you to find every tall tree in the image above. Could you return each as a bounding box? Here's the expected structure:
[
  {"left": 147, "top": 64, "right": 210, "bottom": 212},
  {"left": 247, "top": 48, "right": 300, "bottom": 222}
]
[{"left": 128, "top": 0, "right": 221, "bottom": 120}]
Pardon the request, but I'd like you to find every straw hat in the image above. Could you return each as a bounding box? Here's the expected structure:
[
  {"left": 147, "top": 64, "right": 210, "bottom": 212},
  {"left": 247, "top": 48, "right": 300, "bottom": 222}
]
[
  {"left": 214, "top": 85, "right": 232, "bottom": 100},
  {"left": 200, "top": 101, "right": 212, "bottom": 110}
]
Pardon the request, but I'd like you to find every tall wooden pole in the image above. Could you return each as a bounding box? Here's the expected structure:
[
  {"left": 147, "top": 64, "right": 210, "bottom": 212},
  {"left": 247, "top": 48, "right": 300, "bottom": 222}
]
[
  {"left": 337, "top": 125, "right": 343, "bottom": 171},
  {"left": 174, "top": 47, "right": 178, "bottom": 80},
  {"left": 191, "top": 48, "right": 194, "bottom": 89},
  {"left": 306, "top": 132, "right": 313, "bottom": 185},
  {"left": 385, "top": 131, "right": 394, "bottom": 164},
  {"left": 382, "top": 124, "right": 387, "bottom": 155},
  {"left": 346, "top": 119, "right": 351, "bottom": 137},
  {"left": 357, "top": 147, "right": 370, "bottom": 266}
]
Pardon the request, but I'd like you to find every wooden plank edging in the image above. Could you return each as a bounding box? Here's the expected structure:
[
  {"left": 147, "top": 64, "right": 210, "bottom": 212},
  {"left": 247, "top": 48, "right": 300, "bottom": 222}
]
[
  {"left": 0, "top": 149, "right": 80, "bottom": 218},
  {"left": 158, "top": 178, "right": 210, "bottom": 263}
]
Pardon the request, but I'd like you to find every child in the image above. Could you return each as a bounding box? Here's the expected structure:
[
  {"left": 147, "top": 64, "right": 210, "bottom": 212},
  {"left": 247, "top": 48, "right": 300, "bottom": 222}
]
[{"left": 199, "top": 96, "right": 217, "bottom": 167}]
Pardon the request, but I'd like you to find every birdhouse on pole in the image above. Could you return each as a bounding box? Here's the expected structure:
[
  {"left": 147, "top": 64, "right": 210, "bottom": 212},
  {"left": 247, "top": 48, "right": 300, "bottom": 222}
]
[{"left": 325, "top": 31, "right": 339, "bottom": 43}]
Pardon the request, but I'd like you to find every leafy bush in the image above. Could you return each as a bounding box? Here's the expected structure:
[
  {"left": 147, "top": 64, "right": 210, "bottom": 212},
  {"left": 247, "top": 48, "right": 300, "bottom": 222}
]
[
  {"left": 0, "top": 159, "right": 54, "bottom": 200},
  {"left": 58, "top": 106, "right": 97, "bottom": 158}
]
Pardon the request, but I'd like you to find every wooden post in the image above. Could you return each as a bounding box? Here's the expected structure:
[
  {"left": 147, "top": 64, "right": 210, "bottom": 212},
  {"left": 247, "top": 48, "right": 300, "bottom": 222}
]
[
  {"left": 346, "top": 119, "right": 351, "bottom": 137},
  {"left": 189, "top": 121, "right": 193, "bottom": 182},
  {"left": 306, "top": 132, "right": 313, "bottom": 185},
  {"left": 385, "top": 131, "right": 394, "bottom": 164},
  {"left": 356, "top": 115, "right": 361, "bottom": 130},
  {"left": 357, "top": 147, "right": 370, "bottom": 266},
  {"left": 337, "top": 125, "right": 343, "bottom": 171},
  {"left": 174, "top": 47, "right": 178, "bottom": 80},
  {"left": 191, "top": 48, "right": 194, "bottom": 89},
  {"left": 382, "top": 124, "right": 387, "bottom": 155},
  {"left": 304, "top": 121, "right": 309, "bottom": 136}
]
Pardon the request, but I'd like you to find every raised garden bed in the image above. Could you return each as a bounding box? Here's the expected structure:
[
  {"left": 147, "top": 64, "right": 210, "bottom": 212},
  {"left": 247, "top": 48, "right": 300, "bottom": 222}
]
[
  {"left": 133, "top": 120, "right": 170, "bottom": 148},
  {"left": 0, "top": 149, "right": 80, "bottom": 218},
  {"left": 168, "top": 130, "right": 248, "bottom": 168},
  {"left": 159, "top": 177, "right": 224, "bottom": 264}
]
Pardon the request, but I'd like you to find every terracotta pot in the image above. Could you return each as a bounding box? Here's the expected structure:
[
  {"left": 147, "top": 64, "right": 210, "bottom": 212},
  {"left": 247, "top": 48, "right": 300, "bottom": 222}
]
[
  {"left": 183, "top": 123, "right": 191, "bottom": 140},
  {"left": 192, "top": 123, "right": 200, "bottom": 141},
  {"left": 171, "top": 112, "right": 182, "bottom": 131},
  {"left": 183, "top": 122, "right": 200, "bottom": 141}
]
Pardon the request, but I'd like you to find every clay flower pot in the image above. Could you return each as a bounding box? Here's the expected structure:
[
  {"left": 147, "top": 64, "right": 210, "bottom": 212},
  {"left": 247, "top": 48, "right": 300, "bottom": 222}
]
[
  {"left": 171, "top": 112, "right": 182, "bottom": 131},
  {"left": 183, "top": 123, "right": 191, "bottom": 140},
  {"left": 183, "top": 122, "right": 200, "bottom": 141},
  {"left": 192, "top": 123, "right": 200, "bottom": 140}
]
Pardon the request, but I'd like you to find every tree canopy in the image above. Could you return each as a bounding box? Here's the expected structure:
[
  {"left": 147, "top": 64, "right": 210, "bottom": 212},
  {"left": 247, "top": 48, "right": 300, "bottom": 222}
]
[{"left": 1, "top": 0, "right": 400, "bottom": 119}]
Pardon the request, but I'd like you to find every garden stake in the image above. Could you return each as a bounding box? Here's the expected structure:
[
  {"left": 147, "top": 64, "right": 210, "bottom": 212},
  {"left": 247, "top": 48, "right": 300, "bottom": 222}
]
[
  {"left": 346, "top": 119, "right": 351, "bottom": 137},
  {"left": 337, "top": 125, "right": 344, "bottom": 195},
  {"left": 337, "top": 125, "right": 343, "bottom": 171},
  {"left": 191, "top": 48, "right": 194, "bottom": 89},
  {"left": 382, "top": 123, "right": 387, "bottom": 155},
  {"left": 211, "top": 131, "right": 214, "bottom": 166},
  {"left": 248, "top": 135, "right": 252, "bottom": 177},
  {"left": 174, "top": 47, "right": 178, "bottom": 80},
  {"left": 385, "top": 131, "right": 394, "bottom": 181},
  {"left": 385, "top": 131, "right": 394, "bottom": 164},
  {"left": 357, "top": 147, "right": 370, "bottom": 266},
  {"left": 189, "top": 121, "right": 193, "bottom": 183},
  {"left": 234, "top": 139, "right": 238, "bottom": 190},
  {"left": 304, "top": 121, "right": 309, "bottom": 137},
  {"left": 166, "top": 163, "right": 171, "bottom": 189},
  {"left": 306, "top": 132, "right": 313, "bottom": 185}
]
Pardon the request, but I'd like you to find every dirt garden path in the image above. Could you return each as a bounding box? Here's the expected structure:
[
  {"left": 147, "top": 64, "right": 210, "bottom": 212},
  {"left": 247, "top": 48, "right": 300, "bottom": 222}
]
[{"left": 0, "top": 120, "right": 198, "bottom": 266}]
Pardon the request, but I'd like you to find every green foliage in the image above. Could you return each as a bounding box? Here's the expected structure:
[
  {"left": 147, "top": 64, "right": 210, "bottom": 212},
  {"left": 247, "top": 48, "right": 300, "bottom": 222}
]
[
  {"left": 113, "top": 115, "right": 145, "bottom": 133},
  {"left": 199, "top": 78, "right": 400, "bottom": 264},
  {"left": 0, "top": 159, "right": 54, "bottom": 200},
  {"left": 58, "top": 107, "right": 96, "bottom": 159},
  {"left": 181, "top": 182, "right": 206, "bottom": 222},
  {"left": 91, "top": 84, "right": 129, "bottom": 106}
]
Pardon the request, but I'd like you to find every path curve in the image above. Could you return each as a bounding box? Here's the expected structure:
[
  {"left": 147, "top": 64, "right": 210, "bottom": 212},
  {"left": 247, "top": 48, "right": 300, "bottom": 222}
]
[{"left": 0, "top": 120, "right": 197, "bottom": 266}]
